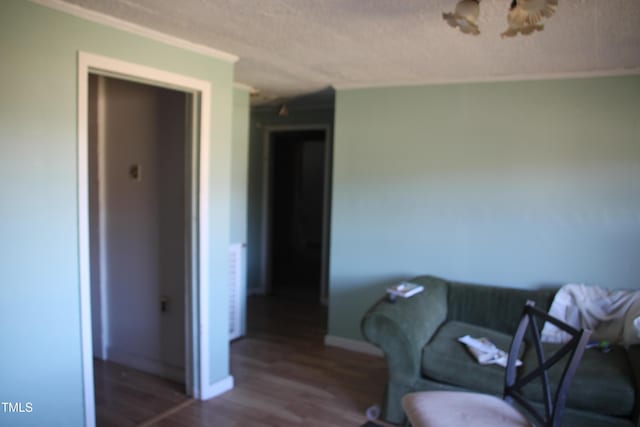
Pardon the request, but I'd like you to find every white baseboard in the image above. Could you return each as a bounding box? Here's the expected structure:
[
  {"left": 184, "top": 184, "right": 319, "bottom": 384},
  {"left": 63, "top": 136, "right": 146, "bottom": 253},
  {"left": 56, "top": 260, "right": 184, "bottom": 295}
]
[
  {"left": 107, "top": 347, "right": 185, "bottom": 383},
  {"left": 201, "top": 375, "right": 234, "bottom": 400},
  {"left": 324, "top": 335, "right": 384, "bottom": 357}
]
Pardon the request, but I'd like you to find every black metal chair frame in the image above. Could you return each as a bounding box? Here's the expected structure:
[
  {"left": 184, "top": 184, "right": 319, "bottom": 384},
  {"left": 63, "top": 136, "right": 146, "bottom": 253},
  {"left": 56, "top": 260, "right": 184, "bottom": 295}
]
[
  {"left": 402, "top": 301, "right": 591, "bottom": 427},
  {"left": 504, "top": 300, "right": 592, "bottom": 427}
]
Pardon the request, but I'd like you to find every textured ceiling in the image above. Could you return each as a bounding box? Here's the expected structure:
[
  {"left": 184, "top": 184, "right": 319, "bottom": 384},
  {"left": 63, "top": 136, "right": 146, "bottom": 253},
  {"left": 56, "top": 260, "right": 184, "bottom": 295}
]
[{"left": 61, "top": 0, "right": 640, "bottom": 103}]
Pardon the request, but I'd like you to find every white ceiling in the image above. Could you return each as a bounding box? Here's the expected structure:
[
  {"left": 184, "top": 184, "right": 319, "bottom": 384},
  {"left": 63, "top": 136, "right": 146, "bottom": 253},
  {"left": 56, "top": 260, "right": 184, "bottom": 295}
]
[{"left": 61, "top": 0, "right": 640, "bottom": 103}]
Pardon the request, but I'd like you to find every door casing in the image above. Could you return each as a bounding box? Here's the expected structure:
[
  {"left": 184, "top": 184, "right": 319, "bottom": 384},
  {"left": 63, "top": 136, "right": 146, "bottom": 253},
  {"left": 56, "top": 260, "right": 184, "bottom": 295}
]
[
  {"left": 261, "top": 125, "right": 332, "bottom": 304},
  {"left": 77, "top": 51, "right": 214, "bottom": 427}
]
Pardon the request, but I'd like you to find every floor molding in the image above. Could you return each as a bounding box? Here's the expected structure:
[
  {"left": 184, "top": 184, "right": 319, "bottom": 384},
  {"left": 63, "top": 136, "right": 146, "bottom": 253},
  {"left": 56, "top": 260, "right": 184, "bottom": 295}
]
[
  {"left": 247, "top": 288, "right": 266, "bottom": 296},
  {"left": 107, "top": 348, "right": 185, "bottom": 383},
  {"left": 201, "top": 375, "right": 234, "bottom": 400},
  {"left": 324, "top": 335, "right": 384, "bottom": 357}
]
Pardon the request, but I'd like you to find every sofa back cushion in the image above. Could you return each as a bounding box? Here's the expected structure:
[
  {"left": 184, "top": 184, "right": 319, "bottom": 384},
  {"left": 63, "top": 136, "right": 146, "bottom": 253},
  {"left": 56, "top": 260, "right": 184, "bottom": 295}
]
[{"left": 446, "top": 281, "right": 556, "bottom": 335}]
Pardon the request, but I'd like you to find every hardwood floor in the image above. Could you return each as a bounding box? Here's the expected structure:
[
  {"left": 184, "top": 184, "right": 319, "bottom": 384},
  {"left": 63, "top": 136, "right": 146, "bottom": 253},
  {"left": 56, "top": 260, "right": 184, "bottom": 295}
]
[
  {"left": 95, "top": 295, "right": 393, "bottom": 427},
  {"left": 94, "top": 359, "right": 190, "bottom": 427}
]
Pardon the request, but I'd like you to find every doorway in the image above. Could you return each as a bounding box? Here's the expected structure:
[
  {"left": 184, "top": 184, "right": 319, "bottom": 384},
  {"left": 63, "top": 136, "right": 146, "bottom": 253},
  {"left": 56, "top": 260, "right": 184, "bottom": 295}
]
[
  {"left": 78, "top": 52, "right": 219, "bottom": 427},
  {"left": 88, "top": 74, "right": 190, "bottom": 424},
  {"left": 265, "top": 128, "right": 330, "bottom": 303}
]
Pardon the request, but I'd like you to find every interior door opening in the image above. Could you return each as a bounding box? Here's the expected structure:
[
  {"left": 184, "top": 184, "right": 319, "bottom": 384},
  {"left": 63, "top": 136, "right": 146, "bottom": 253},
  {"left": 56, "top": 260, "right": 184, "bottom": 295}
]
[
  {"left": 88, "top": 73, "right": 191, "bottom": 424},
  {"left": 266, "top": 129, "right": 328, "bottom": 303}
]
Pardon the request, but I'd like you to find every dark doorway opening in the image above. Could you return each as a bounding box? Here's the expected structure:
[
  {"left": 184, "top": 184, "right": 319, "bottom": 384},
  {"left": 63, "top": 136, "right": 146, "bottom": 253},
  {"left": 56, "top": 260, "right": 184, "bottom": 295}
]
[{"left": 268, "top": 129, "right": 327, "bottom": 303}]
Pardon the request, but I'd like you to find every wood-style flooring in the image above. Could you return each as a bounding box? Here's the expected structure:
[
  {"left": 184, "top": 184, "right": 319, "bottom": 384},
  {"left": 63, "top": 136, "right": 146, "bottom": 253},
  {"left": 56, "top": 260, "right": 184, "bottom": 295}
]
[
  {"left": 95, "top": 295, "right": 393, "bottom": 427},
  {"left": 94, "top": 358, "right": 190, "bottom": 426}
]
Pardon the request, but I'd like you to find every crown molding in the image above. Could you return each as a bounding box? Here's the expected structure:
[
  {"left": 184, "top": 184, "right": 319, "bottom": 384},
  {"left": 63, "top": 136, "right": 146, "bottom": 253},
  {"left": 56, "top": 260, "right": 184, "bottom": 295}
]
[
  {"left": 252, "top": 103, "right": 334, "bottom": 112},
  {"left": 233, "top": 82, "right": 258, "bottom": 94},
  {"left": 30, "top": 0, "right": 239, "bottom": 63},
  {"left": 332, "top": 67, "right": 640, "bottom": 91}
]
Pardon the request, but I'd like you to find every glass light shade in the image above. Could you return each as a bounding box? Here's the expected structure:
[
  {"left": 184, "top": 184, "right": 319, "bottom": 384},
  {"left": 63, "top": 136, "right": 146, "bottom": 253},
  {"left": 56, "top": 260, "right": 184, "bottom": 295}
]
[
  {"left": 455, "top": 0, "right": 480, "bottom": 24},
  {"left": 501, "top": 0, "right": 557, "bottom": 38},
  {"left": 517, "top": 0, "right": 558, "bottom": 24},
  {"left": 443, "top": 0, "right": 480, "bottom": 35}
]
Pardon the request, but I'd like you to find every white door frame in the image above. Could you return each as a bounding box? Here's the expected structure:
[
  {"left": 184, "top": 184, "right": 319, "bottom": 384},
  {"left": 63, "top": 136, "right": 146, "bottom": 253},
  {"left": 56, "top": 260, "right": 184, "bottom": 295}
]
[
  {"left": 261, "top": 125, "right": 332, "bottom": 304},
  {"left": 77, "top": 52, "right": 212, "bottom": 427}
]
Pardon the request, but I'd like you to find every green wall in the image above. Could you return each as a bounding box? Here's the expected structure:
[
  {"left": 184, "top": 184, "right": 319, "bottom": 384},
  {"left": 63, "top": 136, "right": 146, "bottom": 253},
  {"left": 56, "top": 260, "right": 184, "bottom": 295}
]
[
  {"left": 330, "top": 76, "right": 640, "bottom": 340},
  {"left": 231, "top": 87, "right": 250, "bottom": 244},
  {"left": 246, "top": 105, "right": 334, "bottom": 292},
  {"left": 0, "top": 1, "right": 234, "bottom": 425}
]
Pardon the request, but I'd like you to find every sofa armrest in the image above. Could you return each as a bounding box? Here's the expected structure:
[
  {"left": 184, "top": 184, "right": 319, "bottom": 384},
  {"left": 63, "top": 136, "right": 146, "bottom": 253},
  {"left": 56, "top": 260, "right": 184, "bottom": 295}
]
[
  {"left": 626, "top": 345, "right": 640, "bottom": 426},
  {"left": 361, "top": 277, "right": 448, "bottom": 384}
]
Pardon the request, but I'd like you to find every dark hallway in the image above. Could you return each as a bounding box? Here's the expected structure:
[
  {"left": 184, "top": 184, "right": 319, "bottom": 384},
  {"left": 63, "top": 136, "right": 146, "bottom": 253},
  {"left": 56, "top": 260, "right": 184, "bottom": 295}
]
[{"left": 268, "top": 129, "right": 327, "bottom": 302}]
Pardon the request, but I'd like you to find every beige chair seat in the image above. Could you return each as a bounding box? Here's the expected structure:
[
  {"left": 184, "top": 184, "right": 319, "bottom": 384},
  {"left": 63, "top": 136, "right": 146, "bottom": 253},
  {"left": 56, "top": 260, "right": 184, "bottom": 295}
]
[{"left": 402, "top": 391, "right": 530, "bottom": 427}]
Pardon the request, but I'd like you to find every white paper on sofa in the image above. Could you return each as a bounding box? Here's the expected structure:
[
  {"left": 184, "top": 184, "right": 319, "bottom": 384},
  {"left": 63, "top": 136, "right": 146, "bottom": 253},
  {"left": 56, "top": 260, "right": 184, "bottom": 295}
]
[
  {"left": 458, "top": 335, "right": 522, "bottom": 368},
  {"left": 386, "top": 282, "right": 424, "bottom": 298}
]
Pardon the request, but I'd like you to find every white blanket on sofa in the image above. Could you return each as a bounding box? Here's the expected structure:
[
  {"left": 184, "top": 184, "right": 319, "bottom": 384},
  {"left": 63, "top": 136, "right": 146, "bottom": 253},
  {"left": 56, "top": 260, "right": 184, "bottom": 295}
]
[{"left": 540, "top": 283, "right": 640, "bottom": 347}]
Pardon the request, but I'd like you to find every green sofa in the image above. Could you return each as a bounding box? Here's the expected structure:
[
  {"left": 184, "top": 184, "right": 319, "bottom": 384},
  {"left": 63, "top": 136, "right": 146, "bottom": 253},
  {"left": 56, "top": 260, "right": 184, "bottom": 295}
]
[{"left": 361, "top": 275, "right": 639, "bottom": 426}]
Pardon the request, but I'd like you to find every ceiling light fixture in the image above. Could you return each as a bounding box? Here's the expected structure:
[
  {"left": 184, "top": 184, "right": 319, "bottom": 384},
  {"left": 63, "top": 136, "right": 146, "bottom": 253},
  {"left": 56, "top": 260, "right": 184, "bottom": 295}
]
[
  {"left": 443, "top": 0, "right": 480, "bottom": 36},
  {"left": 443, "top": 0, "right": 558, "bottom": 38},
  {"left": 502, "top": 0, "right": 558, "bottom": 38}
]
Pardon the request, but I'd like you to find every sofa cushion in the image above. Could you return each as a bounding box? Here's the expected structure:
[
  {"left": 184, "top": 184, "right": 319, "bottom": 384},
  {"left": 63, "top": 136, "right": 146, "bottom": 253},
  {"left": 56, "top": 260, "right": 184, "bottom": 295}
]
[
  {"left": 422, "top": 321, "right": 522, "bottom": 396},
  {"left": 520, "top": 343, "right": 636, "bottom": 417},
  {"left": 446, "top": 283, "right": 555, "bottom": 335}
]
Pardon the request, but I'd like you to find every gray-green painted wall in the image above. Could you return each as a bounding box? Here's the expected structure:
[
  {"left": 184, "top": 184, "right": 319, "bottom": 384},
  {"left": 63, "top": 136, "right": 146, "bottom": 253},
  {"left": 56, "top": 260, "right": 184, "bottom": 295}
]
[
  {"left": 231, "top": 88, "right": 250, "bottom": 245},
  {"left": 330, "top": 76, "right": 640, "bottom": 340},
  {"left": 246, "top": 106, "right": 334, "bottom": 292},
  {"left": 0, "top": 1, "right": 234, "bottom": 425}
]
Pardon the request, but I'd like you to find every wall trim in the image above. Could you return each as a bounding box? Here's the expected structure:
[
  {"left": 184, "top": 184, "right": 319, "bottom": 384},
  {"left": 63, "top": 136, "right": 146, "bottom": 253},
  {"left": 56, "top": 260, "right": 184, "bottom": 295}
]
[
  {"left": 77, "top": 51, "right": 218, "bottom": 427},
  {"left": 77, "top": 53, "right": 96, "bottom": 427},
  {"left": 252, "top": 104, "right": 334, "bottom": 113},
  {"left": 108, "top": 348, "right": 186, "bottom": 383},
  {"left": 31, "top": 0, "right": 238, "bottom": 63},
  {"left": 96, "top": 75, "right": 108, "bottom": 361},
  {"left": 201, "top": 375, "right": 235, "bottom": 400},
  {"left": 324, "top": 335, "right": 384, "bottom": 357},
  {"left": 260, "top": 125, "right": 333, "bottom": 303},
  {"left": 233, "top": 82, "right": 257, "bottom": 93},
  {"left": 332, "top": 67, "right": 640, "bottom": 91}
]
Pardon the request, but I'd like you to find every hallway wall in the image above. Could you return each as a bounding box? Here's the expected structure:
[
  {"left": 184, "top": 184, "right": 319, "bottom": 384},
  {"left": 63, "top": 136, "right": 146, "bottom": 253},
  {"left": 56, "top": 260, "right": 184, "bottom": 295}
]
[{"left": 89, "top": 76, "right": 186, "bottom": 379}]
